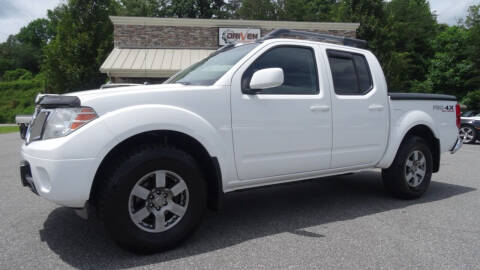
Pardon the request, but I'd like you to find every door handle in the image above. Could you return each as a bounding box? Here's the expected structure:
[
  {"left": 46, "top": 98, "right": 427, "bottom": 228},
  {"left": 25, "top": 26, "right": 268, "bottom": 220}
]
[
  {"left": 368, "top": 104, "right": 384, "bottom": 111},
  {"left": 310, "top": 105, "right": 330, "bottom": 112}
]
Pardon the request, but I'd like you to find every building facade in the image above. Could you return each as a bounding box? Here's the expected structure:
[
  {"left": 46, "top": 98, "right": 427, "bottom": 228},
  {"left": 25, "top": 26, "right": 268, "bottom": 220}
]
[{"left": 100, "top": 16, "right": 359, "bottom": 83}]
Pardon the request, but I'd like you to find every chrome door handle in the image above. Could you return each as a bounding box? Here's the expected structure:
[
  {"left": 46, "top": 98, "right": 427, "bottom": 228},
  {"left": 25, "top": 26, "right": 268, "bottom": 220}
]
[
  {"left": 368, "top": 104, "right": 384, "bottom": 111},
  {"left": 310, "top": 105, "right": 330, "bottom": 112}
]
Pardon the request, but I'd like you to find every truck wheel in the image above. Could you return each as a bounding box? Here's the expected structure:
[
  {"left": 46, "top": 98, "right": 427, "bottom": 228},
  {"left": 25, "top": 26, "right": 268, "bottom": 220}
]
[
  {"left": 98, "top": 145, "right": 206, "bottom": 253},
  {"left": 459, "top": 125, "right": 476, "bottom": 144},
  {"left": 382, "top": 136, "right": 432, "bottom": 199}
]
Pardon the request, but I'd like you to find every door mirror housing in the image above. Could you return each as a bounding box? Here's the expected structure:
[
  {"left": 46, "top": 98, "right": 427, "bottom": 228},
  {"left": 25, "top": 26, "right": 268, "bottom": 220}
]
[{"left": 248, "top": 68, "right": 284, "bottom": 92}]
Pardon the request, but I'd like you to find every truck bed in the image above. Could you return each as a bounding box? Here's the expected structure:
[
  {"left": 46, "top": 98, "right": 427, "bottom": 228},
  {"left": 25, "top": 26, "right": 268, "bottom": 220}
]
[
  {"left": 388, "top": 92, "right": 458, "bottom": 154},
  {"left": 388, "top": 92, "right": 457, "bottom": 101}
]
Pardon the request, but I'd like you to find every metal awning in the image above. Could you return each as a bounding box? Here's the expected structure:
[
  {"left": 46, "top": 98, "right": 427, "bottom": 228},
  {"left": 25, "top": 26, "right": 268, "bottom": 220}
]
[{"left": 100, "top": 48, "right": 215, "bottom": 78}]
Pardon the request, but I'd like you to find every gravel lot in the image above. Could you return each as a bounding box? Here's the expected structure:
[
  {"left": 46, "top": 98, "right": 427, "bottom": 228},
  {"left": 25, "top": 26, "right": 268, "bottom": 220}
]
[{"left": 0, "top": 132, "right": 479, "bottom": 270}]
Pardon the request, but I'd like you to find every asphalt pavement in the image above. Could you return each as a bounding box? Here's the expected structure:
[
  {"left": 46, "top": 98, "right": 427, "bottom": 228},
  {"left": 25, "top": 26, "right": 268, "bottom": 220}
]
[{"left": 0, "top": 132, "right": 479, "bottom": 270}]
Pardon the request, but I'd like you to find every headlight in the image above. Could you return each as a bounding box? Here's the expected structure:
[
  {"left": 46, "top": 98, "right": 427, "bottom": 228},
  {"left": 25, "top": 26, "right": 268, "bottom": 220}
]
[{"left": 42, "top": 107, "right": 97, "bottom": 139}]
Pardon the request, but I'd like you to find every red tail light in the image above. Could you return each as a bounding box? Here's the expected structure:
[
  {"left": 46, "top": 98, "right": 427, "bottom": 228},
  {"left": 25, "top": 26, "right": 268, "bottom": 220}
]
[{"left": 455, "top": 103, "right": 461, "bottom": 129}]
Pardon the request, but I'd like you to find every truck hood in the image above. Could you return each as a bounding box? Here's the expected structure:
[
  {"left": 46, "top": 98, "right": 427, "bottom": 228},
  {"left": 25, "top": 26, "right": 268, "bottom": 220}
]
[
  {"left": 67, "top": 83, "right": 185, "bottom": 99},
  {"left": 64, "top": 83, "right": 216, "bottom": 116}
]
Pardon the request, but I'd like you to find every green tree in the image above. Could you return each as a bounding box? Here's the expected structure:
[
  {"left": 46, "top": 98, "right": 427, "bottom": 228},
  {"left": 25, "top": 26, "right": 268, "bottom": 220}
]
[
  {"left": 16, "top": 19, "right": 52, "bottom": 49},
  {"left": 2, "top": 69, "right": 33, "bottom": 82},
  {"left": 42, "top": 0, "right": 116, "bottom": 92},
  {"left": 168, "top": 0, "right": 198, "bottom": 17},
  {"left": 462, "top": 89, "right": 480, "bottom": 110},
  {"left": 304, "top": 0, "right": 338, "bottom": 21},
  {"left": 225, "top": 0, "right": 242, "bottom": 19},
  {"left": 464, "top": 5, "right": 480, "bottom": 89},
  {"left": 425, "top": 26, "right": 475, "bottom": 96},
  {"left": 0, "top": 35, "right": 41, "bottom": 76},
  {"left": 0, "top": 19, "right": 54, "bottom": 77},
  {"left": 381, "top": 0, "right": 437, "bottom": 92},
  {"left": 465, "top": 4, "right": 480, "bottom": 28},
  {"left": 412, "top": 5, "right": 480, "bottom": 98},
  {"left": 116, "top": 0, "right": 226, "bottom": 18},
  {"left": 332, "top": 0, "right": 386, "bottom": 54},
  {"left": 277, "top": 0, "right": 310, "bottom": 21},
  {"left": 238, "top": 0, "right": 276, "bottom": 20},
  {"left": 116, "top": 0, "right": 165, "bottom": 16}
]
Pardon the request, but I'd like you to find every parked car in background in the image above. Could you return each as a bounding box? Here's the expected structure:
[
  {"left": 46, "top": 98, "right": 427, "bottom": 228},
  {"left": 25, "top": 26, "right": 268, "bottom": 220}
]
[{"left": 460, "top": 110, "right": 480, "bottom": 144}]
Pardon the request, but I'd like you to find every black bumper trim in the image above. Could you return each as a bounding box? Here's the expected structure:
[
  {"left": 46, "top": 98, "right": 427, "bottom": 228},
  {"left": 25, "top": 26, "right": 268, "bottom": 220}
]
[{"left": 20, "top": 161, "right": 38, "bottom": 195}]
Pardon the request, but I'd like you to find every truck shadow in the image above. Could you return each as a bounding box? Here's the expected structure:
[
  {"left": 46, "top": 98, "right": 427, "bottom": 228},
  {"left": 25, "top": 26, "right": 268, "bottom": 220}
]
[{"left": 39, "top": 171, "right": 475, "bottom": 269}]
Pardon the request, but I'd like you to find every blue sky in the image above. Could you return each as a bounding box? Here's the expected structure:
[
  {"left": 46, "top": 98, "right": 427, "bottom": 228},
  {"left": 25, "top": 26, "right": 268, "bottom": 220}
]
[{"left": 0, "top": 0, "right": 478, "bottom": 42}]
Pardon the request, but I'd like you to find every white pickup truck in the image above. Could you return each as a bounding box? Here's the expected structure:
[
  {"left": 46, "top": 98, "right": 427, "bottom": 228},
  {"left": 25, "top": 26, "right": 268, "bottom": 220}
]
[{"left": 18, "top": 29, "right": 462, "bottom": 252}]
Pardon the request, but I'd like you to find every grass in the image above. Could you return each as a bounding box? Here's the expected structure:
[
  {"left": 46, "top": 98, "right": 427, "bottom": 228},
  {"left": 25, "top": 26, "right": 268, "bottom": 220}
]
[{"left": 0, "top": 125, "right": 19, "bottom": 134}]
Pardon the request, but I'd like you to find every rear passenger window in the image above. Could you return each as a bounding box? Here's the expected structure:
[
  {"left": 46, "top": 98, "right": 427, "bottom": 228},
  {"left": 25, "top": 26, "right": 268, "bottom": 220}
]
[{"left": 327, "top": 50, "right": 373, "bottom": 95}]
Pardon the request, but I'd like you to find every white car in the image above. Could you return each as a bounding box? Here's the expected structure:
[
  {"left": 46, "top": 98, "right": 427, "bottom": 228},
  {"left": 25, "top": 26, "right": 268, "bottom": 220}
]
[{"left": 18, "top": 29, "right": 462, "bottom": 252}]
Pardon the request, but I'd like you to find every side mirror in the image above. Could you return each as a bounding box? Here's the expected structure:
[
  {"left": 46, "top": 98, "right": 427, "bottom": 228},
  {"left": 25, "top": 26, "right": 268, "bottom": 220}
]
[{"left": 248, "top": 68, "right": 284, "bottom": 92}]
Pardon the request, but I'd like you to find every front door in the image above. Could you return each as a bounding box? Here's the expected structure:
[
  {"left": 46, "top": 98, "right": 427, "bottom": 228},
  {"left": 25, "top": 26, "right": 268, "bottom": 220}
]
[{"left": 231, "top": 43, "right": 333, "bottom": 180}]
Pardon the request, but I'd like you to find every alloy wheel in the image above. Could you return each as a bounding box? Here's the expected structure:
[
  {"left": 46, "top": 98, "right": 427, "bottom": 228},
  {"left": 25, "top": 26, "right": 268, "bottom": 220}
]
[
  {"left": 128, "top": 170, "right": 189, "bottom": 233},
  {"left": 404, "top": 150, "right": 426, "bottom": 188},
  {"left": 459, "top": 126, "right": 475, "bottom": 143}
]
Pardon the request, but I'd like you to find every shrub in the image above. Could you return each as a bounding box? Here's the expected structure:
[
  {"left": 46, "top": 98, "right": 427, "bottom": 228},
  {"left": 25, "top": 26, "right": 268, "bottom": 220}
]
[
  {"left": 461, "top": 89, "right": 480, "bottom": 110},
  {"left": 2, "top": 68, "right": 33, "bottom": 82},
  {"left": 0, "top": 77, "right": 41, "bottom": 123}
]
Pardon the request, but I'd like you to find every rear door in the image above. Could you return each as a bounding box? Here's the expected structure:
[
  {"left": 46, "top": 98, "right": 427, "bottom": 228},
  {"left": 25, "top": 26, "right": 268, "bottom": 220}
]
[
  {"left": 325, "top": 48, "right": 389, "bottom": 168},
  {"left": 230, "top": 42, "right": 333, "bottom": 180}
]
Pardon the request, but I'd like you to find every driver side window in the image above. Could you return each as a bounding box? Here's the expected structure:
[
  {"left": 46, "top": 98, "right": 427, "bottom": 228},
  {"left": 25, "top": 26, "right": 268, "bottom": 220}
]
[{"left": 241, "top": 46, "right": 319, "bottom": 95}]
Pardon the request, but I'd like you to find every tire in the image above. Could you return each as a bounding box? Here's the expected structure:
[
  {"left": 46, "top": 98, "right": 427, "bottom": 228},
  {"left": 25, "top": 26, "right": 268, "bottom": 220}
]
[
  {"left": 97, "top": 144, "right": 207, "bottom": 253},
  {"left": 459, "top": 125, "right": 477, "bottom": 144},
  {"left": 382, "top": 136, "right": 433, "bottom": 199}
]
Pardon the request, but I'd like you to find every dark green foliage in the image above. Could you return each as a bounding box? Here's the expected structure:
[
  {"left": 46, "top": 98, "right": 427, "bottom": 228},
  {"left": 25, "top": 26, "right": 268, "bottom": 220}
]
[
  {"left": 0, "top": 19, "right": 53, "bottom": 77},
  {"left": 116, "top": 0, "right": 227, "bottom": 18},
  {"left": 238, "top": 0, "right": 276, "bottom": 20},
  {"left": 0, "top": 77, "right": 41, "bottom": 123},
  {"left": 409, "top": 4, "right": 480, "bottom": 106},
  {"left": 462, "top": 90, "right": 480, "bottom": 110},
  {"left": 380, "top": 0, "right": 438, "bottom": 92},
  {"left": 465, "top": 5, "right": 480, "bottom": 92},
  {"left": 16, "top": 19, "right": 53, "bottom": 49},
  {"left": 0, "top": 35, "right": 42, "bottom": 75},
  {"left": 116, "top": 0, "right": 165, "bottom": 16},
  {"left": 2, "top": 69, "right": 33, "bottom": 82},
  {"left": 422, "top": 26, "right": 476, "bottom": 97},
  {"left": 42, "top": 0, "right": 115, "bottom": 93}
]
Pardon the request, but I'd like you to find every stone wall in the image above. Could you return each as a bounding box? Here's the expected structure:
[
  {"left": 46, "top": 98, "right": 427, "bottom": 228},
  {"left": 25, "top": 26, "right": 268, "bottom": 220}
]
[{"left": 114, "top": 24, "right": 357, "bottom": 49}]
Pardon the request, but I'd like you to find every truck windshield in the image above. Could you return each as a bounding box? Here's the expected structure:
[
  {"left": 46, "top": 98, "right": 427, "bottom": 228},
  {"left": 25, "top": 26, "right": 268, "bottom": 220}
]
[{"left": 165, "top": 43, "right": 259, "bottom": 86}]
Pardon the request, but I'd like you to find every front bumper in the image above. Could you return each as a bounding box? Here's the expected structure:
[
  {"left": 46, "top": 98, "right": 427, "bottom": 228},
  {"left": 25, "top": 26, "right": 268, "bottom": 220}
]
[
  {"left": 18, "top": 116, "right": 113, "bottom": 208},
  {"left": 21, "top": 148, "right": 97, "bottom": 208},
  {"left": 450, "top": 137, "right": 463, "bottom": 154}
]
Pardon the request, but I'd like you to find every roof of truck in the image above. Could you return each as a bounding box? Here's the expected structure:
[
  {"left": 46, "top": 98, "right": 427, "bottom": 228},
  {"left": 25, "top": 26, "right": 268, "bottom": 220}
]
[{"left": 258, "top": 29, "right": 367, "bottom": 49}]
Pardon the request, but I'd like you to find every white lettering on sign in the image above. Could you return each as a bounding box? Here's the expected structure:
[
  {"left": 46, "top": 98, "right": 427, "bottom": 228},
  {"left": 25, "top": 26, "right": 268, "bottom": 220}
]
[{"left": 219, "top": 28, "right": 261, "bottom": 45}]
